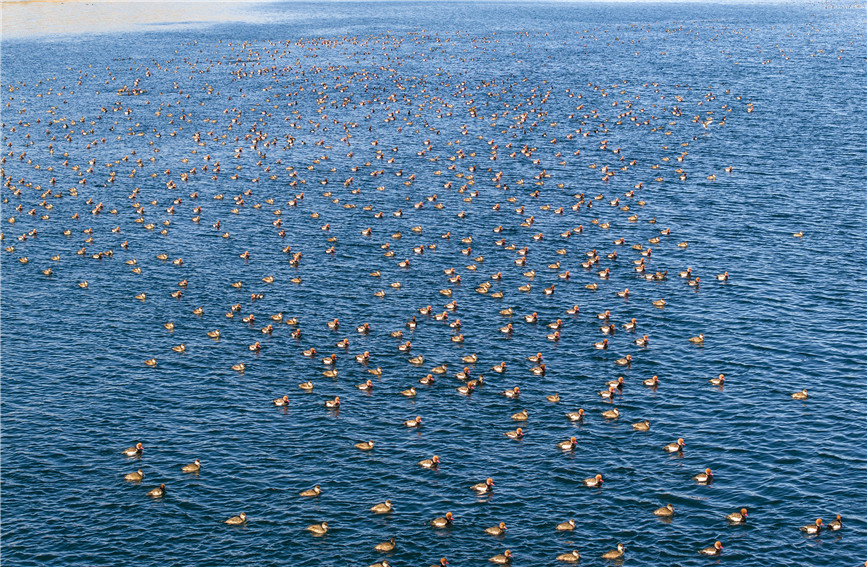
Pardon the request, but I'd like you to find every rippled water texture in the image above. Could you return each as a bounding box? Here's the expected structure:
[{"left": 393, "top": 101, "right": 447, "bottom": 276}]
[{"left": 2, "top": 2, "right": 866, "bottom": 566}]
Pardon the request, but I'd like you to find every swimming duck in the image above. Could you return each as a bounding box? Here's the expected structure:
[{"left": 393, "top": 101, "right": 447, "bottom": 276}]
[
  {"left": 147, "top": 484, "right": 166, "bottom": 498},
  {"left": 601, "top": 408, "right": 620, "bottom": 419},
  {"left": 594, "top": 339, "right": 609, "bottom": 350},
  {"left": 531, "top": 364, "right": 547, "bottom": 376},
  {"left": 327, "top": 319, "right": 339, "bottom": 330},
  {"left": 716, "top": 271, "right": 729, "bottom": 281},
  {"left": 556, "top": 550, "right": 581, "bottom": 563},
  {"left": 556, "top": 519, "right": 576, "bottom": 531},
  {"left": 419, "top": 455, "right": 440, "bottom": 469},
  {"left": 431, "top": 512, "right": 454, "bottom": 528},
  {"left": 355, "top": 440, "right": 374, "bottom": 451},
  {"left": 368, "top": 367, "right": 382, "bottom": 377},
  {"left": 694, "top": 468, "right": 713, "bottom": 484},
  {"left": 336, "top": 338, "right": 349, "bottom": 348},
  {"left": 485, "top": 522, "right": 507, "bottom": 536},
  {"left": 273, "top": 395, "right": 290, "bottom": 406},
  {"left": 566, "top": 305, "right": 580, "bottom": 315},
  {"left": 633, "top": 420, "right": 651, "bottom": 431},
  {"left": 698, "top": 541, "right": 723, "bottom": 556},
  {"left": 584, "top": 474, "right": 604, "bottom": 487},
  {"left": 546, "top": 393, "right": 561, "bottom": 403},
  {"left": 616, "top": 288, "right": 629, "bottom": 298},
  {"left": 511, "top": 410, "right": 529, "bottom": 421},
  {"left": 472, "top": 478, "right": 495, "bottom": 494},
  {"left": 323, "top": 369, "right": 338, "bottom": 379},
  {"left": 207, "top": 330, "right": 221, "bottom": 339},
  {"left": 654, "top": 504, "right": 674, "bottom": 517},
  {"left": 295, "top": 482, "right": 322, "bottom": 498},
  {"left": 374, "top": 537, "right": 396, "bottom": 553},
  {"left": 505, "top": 427, "right": 524, "bottom": 439},
  {"left": 299, "top": 381, "right": 314, "bottom": 391},
  {"left": 679, "top": 268, "right": 692, "bottom": 278},
  {"left": 124, "top": 469, "right": 144, "bottom": 482},
  {"left": 322, "top": 353, "right": 337, "bottom": 365},
  {"left": 462, "top": 354, "right": 478, "bottom": 364},
  {"left": 123, "top": 442, "right": 144, "bottom": 457},
  {"left": 528, "top": 352, "right": 543, "bottom": 363},
  {"left": 401, "top": 387, "right": 417, "bottom": 397},
  {"left": 492, "top": 362, "right": 507, "bottom": 373},
  {"left": 689, "top": 333, "right": 704, "bottom": 344},
  {"left": 599, "top": 385, "right": 618, "bottom": 399},
  {"left": 566, "top": 409, "right": 585, "bottom": 422},
  {"left": 792, "top": 389, "right": 808, "bottom": 400},
  {"left": 709, "top": 374, "right": 725, "bottom": 386},
  {"left": 490, "top": 550, "right": 512, "bottom": 564},
  {"left": 623, "top": 318, "right": 637, "bottom": 331},
  {"left": 664, "top": 438, "right": 685, "bottom": 453},
  {"left": 325, "top": 396, "right": 341, "bottom": 408},
  {"left": 225, "top": 512, "right": 247, "bottom": 525},
  {"left": 357, "top": 379, "right": 374, "bottom": 392},
  {"left": 801, "top": 519, "right": 823, "bottom": 534},
  {"left": 726, "top": 508, "right": 748, "bottom": 523},
  {"left": 635, "top": 335, "right": 649, "bottom": 347},
  {"left": 827, "top": 514, "right": 843, "bottom": 531},
  {"left": 404, "top": 416, "right": 423, "bottom": 427},
  {"left": 357, "top": 323, "right": 371, "bottom": 334},
  {"left": 500, "top": 307, "right": 514, "bottom": 316},
  {"left": 601, "top": 543, "right": 624, "bottom": 560},
  {"left": 652, "top": 299, "right": 666, "bottom": 307},
  {"left": 607, "top": 377, "right": 625, "bottom": 391},
  {"left": 644, "top": 375, "right": 659, "bottom": 387},
  {"left": 503, "top": 386, "right": 520, "bottom": 399},
  {"left": 420, "top": 374, "right": 436, "bottom": 386},
  {"left": 600, "top": 323, "right": 616, "bottom": 335},
  {"left": 144, "top": 359, "right": 157, "bottom": 367},
  {"left": 400, "top": 342, "right": 413, "bottom": 353},
  {"left": 307, "top": 522, "right": 328, "bottom": 535},
  {"left": 182, "top": 459, "right": 201, "bottom": 473},
  {"left": 370, "top": 500, "right": 393, "bottom": 514}
]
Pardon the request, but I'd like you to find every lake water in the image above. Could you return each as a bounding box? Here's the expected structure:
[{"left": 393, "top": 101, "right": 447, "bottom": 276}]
[{"left": 2, "top": 2, "right": 866, "bottom": 566}]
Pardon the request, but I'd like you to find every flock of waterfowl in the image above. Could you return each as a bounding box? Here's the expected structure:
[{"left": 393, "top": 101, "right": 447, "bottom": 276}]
[{"left": 2, "top": 22, "right": 844, "bottom": 565}]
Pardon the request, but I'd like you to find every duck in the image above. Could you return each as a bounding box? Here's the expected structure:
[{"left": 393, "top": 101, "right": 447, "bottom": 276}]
[
  {"left": 462, "top": 354, "right": 478, "bottom": 364},
  {"left": 694, "top": 468, "right": 714, "bottom": 484},
  {"left": 492, "top": 362, "right": 507, "bottom": 373},
  {"left": 679, "top": 268, "right": 692, "bottom": 278},
  {"left": 325, "top": 396, "right": 341, "bottom": 408},
  {"left": 594, "top": 339, "right": 609, "bottom": 350},
  {"left": 566, "top": 409, "right": 585, "bottom": 422},
  {"left": 147, "top": 484, "right": 166, "bottom": 498},
  {"left": 698, "top": 541, "right": 723, "bottom": 556},
  {"left": 299, "top": 485, "right": 322, "bottom": 497},
  {"left": 400, "top": 341, "right": 414, "bottom": 353},
  {"left": 306, "top": 522, "right": 328, "bottom": 535},
  {"left": 601, "top": 543, "right": 625, "bottom": 560},
  {"left": 607, "top": 376, "right": 625, "bottom": 390},
  {"left": 327, "top": 318, "right": 339, "bottom": 330},
  {"left": 635, "top": 335, "right": 649, "bottom": 347},
  {"left": 599, "top": 385, "right": 618, "bottom": 400},
  {"left": 273, "top": 395, "right": 290, "bottom": 406},
  {"left": 726, "top": 508, "right": 748, "bottom": 523},
  {"left": 566, "top": 305, "right": 581, "bottom": 315},
  {"left": 225, "top": 512, "right": 247, "bottom": 525},
  {"left": 633, "top": 420, "right": 651, "bottom": 431},
  {"left": 644, "top": 375, "right": 660, "bottom": 387},
  {"left": 654, "top": 504, "right": 674, "bottom": 517},
  {"left": 527, "top": 352, "right": 543, "bottom": 363},
  {"left": 404, "top": 416, "right": 423, "bottom": 427},
  {"left": 472, "top": 478, "right": 495, "bottom": 494},
  {"left": 792, "top": 389, "right": 808, "bottom": 400},
  {"left": 420, "top": 374, "right": 435, "bottom": 386},
  {"left": 505, "top": 427, "right": 524, "bottom": 439},
  {"left": 600, "top": 323, "right": 616, "bottom": 335},
  {"left": 556, "top": 519, "right": 576, "bottom": 531},
  {"left": 207, "top": 329, "right": 221, "bottom": 339},
  {"left": 322, "top": 353, "right": 338, "bottom": 365},
  {"left": 511, "top": 409, "right": 529, "bottom": 421},
  {"left": 370, "top": 500, "right": 393, "bottom": 514},
  {"left": 485, "top": 522, "right": 507, "bottom": 536},
  {"left": 556, "top": 550, "right": 581, "bottom": 563},
  {"left": 355, "top": 440, "right": 374, "bottom": 451},
  {"left": 709, "top": 374, "right": 725, "bottom": 386},
  {"left": 623, "top": 318, "right": 637, "bottom": 331},
  {"left": 652, "top": 299, "right": 666, "bottom": 307},
  {"left": 299, "top": 381, "right": 314, "bottom": 391},
  {"left": 455, "top": 367, "right": 472, "bottom": 380},
  {"left": 601, "top": 408, "right": 620, "bottom": 419},
  {"left": 801, "top": 518, "right": 823, "bottom": 534},
  {"left": 368, "top": 367, "right": 382, "bottom": 377},
  {"left": 716, "top": 271, "right": 729, "bottom": 281},
  {"left": 503, "top": 386, "right": 520, "bottom": 399},
  {"left": 123, "top": 442, "right": 144, "bottom": 457},
  {"left": 401, "top": 387, "right": 417, "bottom": 397},
  {"left": 431, "top": 512, "right": 454, "bottom": 528},
  {"left": 500, "top": 307, "right": 514, "bottom": 316},
  {"left": 546, "top": 393, "right": 561, "bottom": 403},
  {"left": 490, "top": 550, "right": 512, "bottom": 564},
  {"left": 374, "top": 537, "right": 396, "bottom": 552},
  {"left": 615, "top": 355, "right": 632, "bottom": 366},
  {"left": 323, "top": 369, "right": 338, "bottom": 379},
  {"left": 357, "top": 323, "right": 371, "bottom": 334},
  {"left": 144, "top": 359, "right": 157, "bottom": 367},
  {"left": 457, "top": 383, "right": 475, "bottom": 395},
  {"left": 827, "top": 514, "right": 843, "bottom": 531},
  {"left": 689, "top": 333, "right": 704, "bottom": 344},
  {"left": 182, "top": 459, "right": 201, "bottom": 473},
  {"left": 124, "top": 469, "right": 144, "bottom": 482},
  {"left": 531, "top": 364, "right": 547, "bottom": 376},
  {"left": 419, "top": 455, "right": 440, "bottom": 469},
  {"left": 335, "top": 338, "right": 349, "bottom": 349},
  {"left": 616, "top": 288, "right": 629, "bottom": 298},
  {"left": 357, "top": 379, "right": 374, "bottom": 391},
  {"left": 584, "top": 474, "right": 604, "bottom": 488},
  {"left": 547, "top": 331, "right": 561, "bottom": 341}
]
